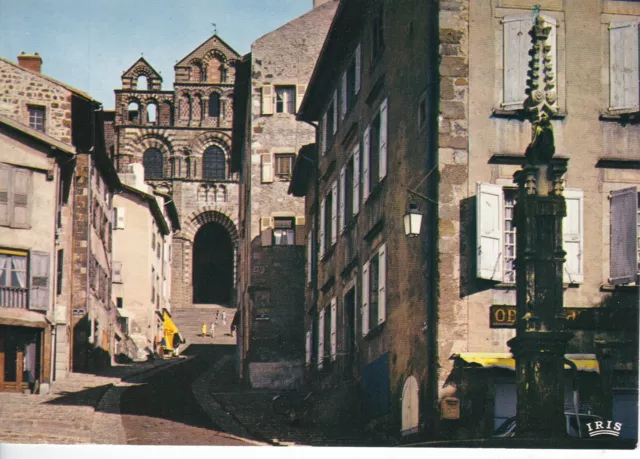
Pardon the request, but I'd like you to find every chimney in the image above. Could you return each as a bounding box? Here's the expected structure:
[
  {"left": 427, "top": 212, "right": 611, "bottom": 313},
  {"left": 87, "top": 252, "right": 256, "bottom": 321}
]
[
  {"left": 17, "top": 52, "right": 42, "bottom": 73},
  {"left": 313, "top": 0, "right": 332, "bottom": 8}
]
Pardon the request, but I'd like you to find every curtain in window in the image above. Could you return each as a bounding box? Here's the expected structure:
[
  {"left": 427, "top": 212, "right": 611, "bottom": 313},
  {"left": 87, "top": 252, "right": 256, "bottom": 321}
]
[
  {"left": 143, "top": 148, "right": 164, "bottom": 179},
  {"left": 12, "top": 256, "right": 27, "bottom": 288},
  {"left": 202, "top": 146, "right": 226, "bottom": 180}
]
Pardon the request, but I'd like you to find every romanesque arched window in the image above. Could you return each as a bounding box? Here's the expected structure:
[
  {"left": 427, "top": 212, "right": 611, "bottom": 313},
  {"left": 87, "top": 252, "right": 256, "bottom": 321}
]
[
  {"left": 143, "top": 148, "right": 164, "bottom": 179},
  {"left": 208, "top": 93, "right": 221, "bottom": 117},
  {"left": 202, "top": 146, "right": 226, "bottom": 180}
]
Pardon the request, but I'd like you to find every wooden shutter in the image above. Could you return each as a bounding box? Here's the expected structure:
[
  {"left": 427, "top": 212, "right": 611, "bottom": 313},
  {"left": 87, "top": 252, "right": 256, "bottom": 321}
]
[
  {"left": 319, "top": 198, "right": 326, "bottom": 257},
  {"left": 339, "top": 166, "right": 346, "bottom": 233},
  {"left": 305, "top": 330, "right": 312, "bottom": 365},
  {"left": 295, "top": 216, "right": 306, "bottom": 245},
  {"left": 261, "top": 154, "right": 273, "bottom": 183},
  {"left": 476, "top": 182, "right": 504, "bottom": 281},
  {"left": 609, "top": 22, "right": 640, "bottom": 111},
  {"left": 332, "top": 91, "right": 338, "bottom": 134},
  {"left": 112, "top": 261, "right": 123, "bottom": 283},
  {"left": 0, "top": 165, "right": 9, "bottom": 226},
  {"left": 115, "top": 207, "right": 126, "bottom": 230},
  {"left": 340, "top": 72, "right": 348, "bottom": 119},
  {"left": 307, "top": 229, "right": 312, "bottom": 284},
  {"left": 610, "top": 187, "right": 638, "bottom": 285},
  {"left": 320, "top": 115, "right": 327, "bottom": 156},
  {"left": 378, "top": 243, "right": 387, "bottom": 325},
  {"left": 355, "top": 43, "right": 361, "bottom": 94},
  {"left": 296, "top": 84, "right": 306, "bottom": 112},
  {"left": 330, "top": 297, "right": 337, "bottom": 361},
  {"left": 502, "top": 14, "right": 534, "bottom": 110},
  {"left": 12, "top": 168, "right": 31, "bottom": 228},
  {"left": 260, "top": 216, "right": 274, "bottom": 247},
  {"left": 379, "top": 98, "right": 388, "bottom": 180},
  {"left": 353, "top": 146, "right": 360, "bottom": 216},
  {"left": 362, "top": 127, "right": 370, "bottom": 203},
  {"left": 318, "top": 309, "right": 325, "bottom": 369},
  {"left": 29, "top": 251, "right": 50, "bottom": 311},
  {"left": 563, "top": 189, "right": 584, "bottom": 284},
  {"left": 331, "top": 180, "right": 338, "bottom": 246},
  {"left": 362, "top": 261, "right": 370, "bottom": 336},
  {"left": 261, "top": 84, "right": 273, "bottom": 115}
]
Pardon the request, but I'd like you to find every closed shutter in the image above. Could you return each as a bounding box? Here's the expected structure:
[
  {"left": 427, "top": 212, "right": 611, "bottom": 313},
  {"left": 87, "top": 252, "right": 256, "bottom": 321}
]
[
  {"left": 362, "top": 127, "right": 370, "bottom": 203},
  {"left": 477, "top": 182, "right": 504, "bottom": 281},
  {"left": 378, "top": 243, "right": 387, "bottom": 325},
  {"left": 502, "top": 14, "right": 534, "bottom": 110},
  {"left": 320, "top": 115, "right": 327, "bottom": 156},
  {"left": 295, "top": 216, "right": 306, "bottom": 246},
  {"left": 332, "top": 91, "right": 338, "bottom": 135},
  {"left": 0, "top": 165, "right": 9, "bottom": 225},
  {"left": 260, "top": 216, "right": 274, "bottom": 247},
  {"left": 353, "top": 146, "right": 360, "bottom": 216},
  {"left": 296, "top": 84, "right": 306, "bottom": 112},
  {"left": 319, "top": 199, "right": 326, "bottom": 257},
  {"left": 307, "top": 229, "right": 312, "bottom": 284},
  {"left": 379, "top": 98, "right": 388, "bottom": 180},
  {"left": 115, "top": 207, "right": 126, "bottom": 230},
  {"left": 341, "top": 72, "right": 348, "bottom": 119},
  {"left": 339, "top": 167, "right": 346, "bottom": 232},
  {"left": 261, "top": 84, "right": 273, "bottom": 115},
  {"left": 355, "top": 43, "right": 361, "bottom": 94},
  {"left": 610, "top": 187, "right": 638, "bottom": 285},
  {"left": 29, "top": 251, "right": 50, "bottom": 311},
  {"left": 318, "top": 309, "right": 325, "bottom": 369},
  {"left": 112, "top": 261, "right": 123, "bottom": 283},
  {"left": 362, "top": 261, "right": 370, "bottom": 336},
  {"left": 331, "top": 180, "right": 338, "bottom": 245},
  {"left": 12, "top": 168, "right": 31, "bottom": 228},
  {"left": 330, "top": 297, "right": 337, "bottom": 361},
  {"left": 261, "top": 154, "right": 273, "bottom": 183},
  {"left": 563, "top": 189, "right": 584, "bottom": 284},
  {"left": 305, "top": 330, "right": 312, "bottom": 365},
  {"left": 609, "top": 22, "right": 640, "bottom": 111}
]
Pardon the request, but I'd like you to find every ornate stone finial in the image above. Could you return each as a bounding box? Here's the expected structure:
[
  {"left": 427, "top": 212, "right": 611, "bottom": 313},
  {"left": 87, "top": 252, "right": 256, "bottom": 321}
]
[{"left": 525, "top": 14, "right": 558, "bottom": 122}]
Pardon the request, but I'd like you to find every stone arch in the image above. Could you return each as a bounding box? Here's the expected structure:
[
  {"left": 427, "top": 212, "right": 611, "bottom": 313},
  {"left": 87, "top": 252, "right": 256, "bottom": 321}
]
[
  {"left": 202, "top": 145, "right": 227, "bottom": 180},
  {"left": 190, "top": 131, "right": 231, "bottom": 159},
  {"left": 126, "top": 97, "right": 141, "bottom": 124},
  {"left": 190, "top": 59, "right": 207, "bottom": 82},
  {"left": 401, "top": 376, "right": 420, "bottom": 435},
  {"left": 160, "top": 100, "right": 174, "bottom": 126},
  {"left": 208, "top": 92, "right": 221, "bottom": 117},
  {"left": 179, "top": 92, "right": 192, "bottom": 121},
  {"left": 127, "top": 133, "right": 173, "bottom": 177},
  {"left": 145, "top": 98, "right": 159, "bottom": 125}
]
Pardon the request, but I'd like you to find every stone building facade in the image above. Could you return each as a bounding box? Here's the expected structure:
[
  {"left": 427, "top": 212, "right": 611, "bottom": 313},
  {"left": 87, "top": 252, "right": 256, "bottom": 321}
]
[
  {"left": 293, "top": 0, "right": 638, "bottom": 443},
  {"left": 109, "top": 36, "right": 241, "bottom": 310},
  {"left": 232, "top": 0, "right": 338, "bottom": 387}
]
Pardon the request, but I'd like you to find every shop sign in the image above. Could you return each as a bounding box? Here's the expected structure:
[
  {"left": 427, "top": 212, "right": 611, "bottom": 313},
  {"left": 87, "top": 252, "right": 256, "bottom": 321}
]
[{"left": 490, "top": 305, "right": 636, "bottom": 330}]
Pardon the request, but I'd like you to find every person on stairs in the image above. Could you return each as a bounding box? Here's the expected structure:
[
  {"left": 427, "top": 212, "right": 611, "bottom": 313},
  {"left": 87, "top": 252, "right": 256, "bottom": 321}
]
[{"left": 201, "top": 322, "right": 207, "bottom": 337}]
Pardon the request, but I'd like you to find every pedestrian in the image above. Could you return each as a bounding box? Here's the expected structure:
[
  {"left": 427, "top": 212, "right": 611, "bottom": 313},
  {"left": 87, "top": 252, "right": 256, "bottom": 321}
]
[
  {"left": 215, "top": 310, "right": 220, "bottom": 323},
  {"left": 222, "top": 310, "right": 227, "bottom": 326},
  {"left": 210, "top": 320, "right": 215, "bottom": 338},
  {"left": 201, "top": 322, "right": 207, "bottom": 337},
  {"left": 230, "top": 312, "right": 238, "bottom": 338}
]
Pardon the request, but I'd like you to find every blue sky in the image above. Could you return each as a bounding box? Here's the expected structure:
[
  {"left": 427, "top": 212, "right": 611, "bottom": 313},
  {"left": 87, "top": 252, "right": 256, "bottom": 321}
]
[{"left": 0, "top": 0, "right": 312, "bottom": 108}]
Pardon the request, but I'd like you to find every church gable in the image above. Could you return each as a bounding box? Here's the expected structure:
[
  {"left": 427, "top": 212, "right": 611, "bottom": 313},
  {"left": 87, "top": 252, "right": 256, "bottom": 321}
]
[
  {"left": 174, "top": 35, "right": 241, "bottom": 84},
  {"left": 121, "top": 57, "right": 163, "bottom": 90}
]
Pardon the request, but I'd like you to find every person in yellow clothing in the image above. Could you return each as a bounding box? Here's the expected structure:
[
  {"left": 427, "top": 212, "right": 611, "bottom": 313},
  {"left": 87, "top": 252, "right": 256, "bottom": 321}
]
[{"left": 201, "top": 322, "right": 207, "bottom": 337}]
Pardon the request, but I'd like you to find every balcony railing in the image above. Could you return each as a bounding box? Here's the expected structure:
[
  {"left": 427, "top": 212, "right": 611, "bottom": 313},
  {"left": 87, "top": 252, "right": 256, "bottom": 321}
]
[{"left": 0, "top": 286, "right": 28, "bottom": 309}]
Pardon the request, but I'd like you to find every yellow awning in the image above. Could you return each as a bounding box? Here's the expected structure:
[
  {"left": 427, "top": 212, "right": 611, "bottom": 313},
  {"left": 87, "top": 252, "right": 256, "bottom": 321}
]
[{"left": 454, "top": 352, "right": 599, "bottom": 373}]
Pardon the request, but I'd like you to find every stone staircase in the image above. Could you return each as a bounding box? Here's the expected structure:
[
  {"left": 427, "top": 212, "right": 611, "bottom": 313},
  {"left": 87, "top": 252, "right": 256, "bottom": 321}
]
[{"left": 171, "top": 304, "right": 237, "bottom": 347}]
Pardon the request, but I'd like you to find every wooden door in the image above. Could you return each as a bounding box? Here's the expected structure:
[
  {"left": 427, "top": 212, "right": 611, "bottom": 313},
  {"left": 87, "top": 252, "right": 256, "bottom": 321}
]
[{"left": 0, "top": 332, "right": 23, "bottom": 392}]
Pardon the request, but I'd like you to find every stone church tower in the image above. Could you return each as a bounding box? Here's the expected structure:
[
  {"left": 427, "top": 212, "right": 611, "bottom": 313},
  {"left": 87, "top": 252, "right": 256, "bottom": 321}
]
[{"left": 111, "top": 35, "right": 241, "bottom": 309}]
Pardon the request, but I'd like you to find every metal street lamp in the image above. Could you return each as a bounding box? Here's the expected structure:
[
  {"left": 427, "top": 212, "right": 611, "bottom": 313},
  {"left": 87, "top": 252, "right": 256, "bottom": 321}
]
[{"left": 403, "top": 203, "right": 423, "bottom": 237}]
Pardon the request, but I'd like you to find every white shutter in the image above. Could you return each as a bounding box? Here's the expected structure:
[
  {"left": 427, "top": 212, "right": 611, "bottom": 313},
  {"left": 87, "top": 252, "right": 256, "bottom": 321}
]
[
  {"left": 353, "top": 146, "right": 360, "bottom": 216},
  {"left": 379, "top": 98, "right": 388, "bottom": 180},
  {"left": 362, "top": 127, "right": 370, "bottom": 203},
  {"left": 355, "top": 43, "right": 361, "bottom": 94},
  {"left": 339, "top": 166, "right": 346, "bottom": 232},
  {"left": 378, "top": 243, "right": 387, "bottom": 325},
  {"left": 296, "top": 84, "right": 307, "bottom": 113},
  {"left": 260, "top": 216, "right": 274, "bottom": 247},
  {"left": 502, "top": 15, "right": 534, "bottom": 110},
  {"left": 341, "top": 72, "right": 348, "bottom": 119},
  {"left": 330, "top": 297, "right": 337, "bottom": 361},
  {"left": 261, "top": 154, "right": 273, "bottom": 183},
  {"left": 115, "top": 207, "right": 126, "bottom": 230},
  {"left": 318, "top": 309, "right": 325, "bottom": 369},
  {"left": 609, "top": 22, "right": 640, "bottom": 111},
  {"left": 332, "top": 90, "right": 338, "bottom": 134},
  {"left": 319, "top": 198, "right": 326, "bottom": 257},
  {"left": 362, "top": 261, "right": 370, "bottom": 336},
  {"left": 331, "top": 180, "right": 338, "bottom": 246},
  {"left": 0, "top": 166, "right": 9, "bottom": 225},
  {"left": 112, "top": 261, "right": 123, "bottom": 283},
  {"left": 307, "top": 229, "right": 313, "bottom": 284},
  {"left": 261, "top": 84, "right": 273, "bottom": 115},
  {"left": 320, "top": 115, "right": 327, "bottom": 156},
  {"left": 305, "top": 330, "right": 312, "bottom": 366},
  {"left": 477, "top": 182, "right": 504, "bottom": 281},
  {"left": 563, "top": 189, "right": 584, "bottom": 284},
  {"left": 29, "top": 251, "right": 50, "bottom": 311},
  {"left": 12, "top": 168, "right": 30, "bottom": 228}
]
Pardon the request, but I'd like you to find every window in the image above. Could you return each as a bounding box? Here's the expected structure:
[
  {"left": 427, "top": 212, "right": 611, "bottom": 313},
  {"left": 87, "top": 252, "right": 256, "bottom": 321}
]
[
  {"left": 361, "top": 243, "right": 387, "bottom": 336},
  {"left": 143, "top": 148, "right": 163, "bottom": 179},
  {"left": 610, "top": 187, "right": 639, "bottom": 285},
  {"left": 0, "top": 251, "right": 27, "bottom": 291},
  {"left": 275, "top": 86, "right": 295, "bottom": 114},
  {"left": 0, "top": 164, "right": 32, "bottom": 228},
  {"left": 305, "top": 330, "right": 312, "bottom": 367},
  {"left": 273, "top": 217, "right": 294, "bottom": 246},
  {"left": 318, "top": 308, "right": 325, "bottom": 369},
  {"left": 116, "top": 297, "right": 123, "bottom": 309},
  {"left": 501, "top": 14, "right": 557, "bottom": 111},
  {"left": 208, "top": 93, "right": 221, "bottom": 117},
  {"left": 324, "top": 303, "right": 332, "bottom": 362},
  {"left": 56, "top": 249, "right": 64, "bottom": 296},
  {"left": 372, "top": 4, "right": 385, "bottom": 62},
  {"left": 112, "top": 261, "right": 123, "bottom": 284},
  {"left": 362, "top": 98, "right": 388, "bottom": 202},
  {"left": 340, "top": 149, "right": 359, "bottom": 232},
  {"left": 28, "top": 106, "right": 45, "bottom": 132},
  {"left": 202, "top": 146, "right": 226, "bottom": 180},
  {"left": 0, "top": 250, "right": 49, "bottom": 310},
  {"left": 476, "top": 183, "right": 583, "bottom": 284},
  {"left": 151, "top": 267, "right": 155, "bottom": 303},
  {"left": 340, "top": 44, "right": 361, "bottom": 119},
  {"left": 608, "top": 22, "right": 639, "bottom": 112},
  {"left": 319, "top": 180, "right": 338, "bottom": 258},
  {"left": 326, "top": 94, "right": 337, "bottom": 141},
  {"left": 274, "top": 153, "right": 295, "bottom": 179}
]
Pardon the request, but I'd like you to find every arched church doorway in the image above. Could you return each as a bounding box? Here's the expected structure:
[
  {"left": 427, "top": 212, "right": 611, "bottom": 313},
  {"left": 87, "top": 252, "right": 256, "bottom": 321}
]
[{"left": 192, "top": 222, "right": 234, "bottom": 304}]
